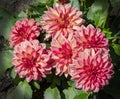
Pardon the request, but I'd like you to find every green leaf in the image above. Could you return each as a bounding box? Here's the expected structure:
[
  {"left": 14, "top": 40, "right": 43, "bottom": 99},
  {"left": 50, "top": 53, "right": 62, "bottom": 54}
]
[
  {"left": 70, "top": 0, "right": 80, "bottom": 10},
  {"left": 38, "top": 0, "right": 57, "bottom": 4},
  {"left": 38, "top": 0, "right": 47, "bottom": 3},
  {"left": 0, "top": 8, "right": 16, "bottom": 39},
  {"left": 33, "top": 81, "right": 40, "bottom": 90},
  {"left": 112, "top": 44, "right": 120, "bottom": 56},
  {"left": 10, "top": 67, "right": 17, "bottom": 79},
  {"left": 18, "top": 11, "right": 27, "bottom": 19},
  {"left": 63, "top": 87, "right": 78, "bottom": 99},
  {"left": 73, "top": 91, "right": 89, "bottom": 99},
  {"left": 7, "top": 80, "right": 33, "bottom": 99},
  {"left": 29, "top": 3, "right": 47, "bottom": 19},
  {"left": 67, "top": 81, "right": 75, "bottom": 87},
  {"left": 63, "top": 86, "right": 89, "bottom": 99},
  {"left": 44, "top": 87, "right": 61, "bottom": 99},
  {"left": 87, "top": 0, "right": 109, "bottom": 28},
  {"left": 0, "top": 50, "right": 13, "bottom": 76},
  {"left": 102, "top": 28, "right": 112, "bottom": 39},
  {"left": 63, "top": 86, "right": 90, "bottom": 99}
]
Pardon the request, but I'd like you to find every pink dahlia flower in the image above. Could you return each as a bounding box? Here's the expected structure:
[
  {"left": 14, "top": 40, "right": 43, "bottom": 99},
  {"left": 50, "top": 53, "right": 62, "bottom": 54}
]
[
  {"left": 71, "top": 48, "right": 114, "bottom": 92},
  {"left": 59, "top": 0, "right": 67, "bottom": 3},
  {"left": 12, "top": 40, "right": 51, "bottom": 82},
  {"left": 40, "top": 3, "right": 84, "bottom": 39},
  {"left": 9, "top": 18, "right": 41, "bottom": 47},
  {"left": 75, "top": 24, "right": 108, "bottom": 50},
  {"left": 51, "top": 34, "right": 77, "bottom": 76}
]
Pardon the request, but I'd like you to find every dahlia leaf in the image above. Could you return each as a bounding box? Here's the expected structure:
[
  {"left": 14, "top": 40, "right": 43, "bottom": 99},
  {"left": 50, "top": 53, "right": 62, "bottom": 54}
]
[
  {"left": 0, "top": 8, "right": 16, "bottom": 39},
  {"left": 67, "top": 81, "right": 75, "bottom": 87},
  {"left": 33, "top": 81, "right": 40, "bottom": 90},
  {"left": 0, "top": 50, "right": 13, "bottom": 76},
  {"left": 112, "top": 44, "right": 120, "bottom": 56},
  {"left": 7, "top": 80, "right": 33, "bottom": 99},
  {"left": 10, "top": 67, "right": 17, "bottom": 79},
  {"left": 18, "top": 11, "right": 27, "bottom": 19},
  {"left": 102, "top": 28, "right": 112, "bottom": 39},
  {"left": 87, "top": 0, "right": 109, "bottom": 28},
  {"left": 73, "top": 91, "right": 89, "bottom": 99},
  {"left": 63, "top": 87, "right": 88, "bottom": 99},
  {"left": 63, "top": 87, "right": 79, "bottom": 99},
  {"left": 38, "top": 0, "right": 47, "bottom": 3},
  {"left": 70, "top": 0, "right": 80, "bottom": 10},
  {"left": 44, "top": 87, "right": 61, "bottom": 99}
]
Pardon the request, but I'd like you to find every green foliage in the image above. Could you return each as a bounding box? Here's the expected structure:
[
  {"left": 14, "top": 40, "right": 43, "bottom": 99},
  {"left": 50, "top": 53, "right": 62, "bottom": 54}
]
[
  {"left": 67, "top": 80, "right": 75, "bottom": 87},
  {"left": 87, "top": 0, "right": 109, "bottom": 28},
  {"left": 63, "top": 87, "right": 89, "bottom": 99},
  {"left": 7, "top": 80, "right": 33, "bottom": 99},
  {"left": 70, "top": 0, "right": 80, "bottom": 10},
  {"left": 10, "top": 67, "right": 17, "bottom": 79},
  {"left": 33, "top": 81, "right": 40, "bottom": 90},
  {"left": 63, "top": 81, "right": 89, "bottom": 99},
  {"left": 17, "top": 11, "right": 27, "bottom": 19},
  {"left": 38, "top": 0, "right": 48, "bottom": 4},
  {"left": 102, "top": 28, "right": 112, "bottom": 39},
  {"left": 112, "top": 44, "right": 120, "bottom": 56},
  {"left": 63, "top": 87, "right": 78, "bottom": 99},
  {"left": 74, "top": 93, "right": 89, "bottom": 99},
  {"left": 110, "top": 0, "right": 120, "bottom": 7},
  {"left": 0, "top": 50, "right": 13, "bottom": 76},
  {"left": 28, "top": 0, "right": 54, "bottom": 20},
  {"left": 44, "top": 87, "right": 61, "bottom": 99},
  {"left": 0, "top": 8, "right": 16, "bottom": 39}
]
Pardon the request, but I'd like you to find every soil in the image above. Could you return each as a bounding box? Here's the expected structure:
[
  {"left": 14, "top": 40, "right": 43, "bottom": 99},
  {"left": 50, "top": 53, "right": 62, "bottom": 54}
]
[
  {"left": 0, "top": 0, "right": 37, "bottom": 13},
  {"left": 0, "top": 70, "right": 15, "bottom": 99}
]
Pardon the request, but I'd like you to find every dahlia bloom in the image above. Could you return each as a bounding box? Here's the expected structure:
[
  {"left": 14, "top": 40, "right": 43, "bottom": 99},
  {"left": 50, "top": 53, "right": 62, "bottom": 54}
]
[
  {"left": 40, "top": 3, "right": 84, "bottom": 39},
  {"left": 51, "top": 34, "right": 77, "bottom": 76},
  {"left": 60, "top": 0, "right": 67, "bottom": 3},
  {"left": 12, "top": 40, "right": 51, "bottom": 82},
  {"left": 74, "top": 24, "right": 108, "bottom": 50},
  {"left": 71, "top": 48, "right": 114, "bottom": 92},
  {"left": 9, "top": 18, "right": 41, "bottom": 47}
]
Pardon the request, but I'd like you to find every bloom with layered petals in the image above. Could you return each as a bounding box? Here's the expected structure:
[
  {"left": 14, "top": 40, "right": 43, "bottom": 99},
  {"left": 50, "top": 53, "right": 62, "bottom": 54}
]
[
  {"left": 75, "top": 24, "right": 108, "bottom": 50},
  {"left": 71, "top": 49, "right": 114, "bottom": 92},
  {"left": 12, "top": 40, "right": 51, "bottom": 82},
  {"left": 60, "top": 0, "right": 67, "bottom": 3},
  {"left": 9, "top": 18, "right": 41, "bottom": 47},
  {"left": 51, "top": 34, "right": 77, "bottom": 76},
  {"left": 41, "top": 3, "right": 84, "bottom": 39}
]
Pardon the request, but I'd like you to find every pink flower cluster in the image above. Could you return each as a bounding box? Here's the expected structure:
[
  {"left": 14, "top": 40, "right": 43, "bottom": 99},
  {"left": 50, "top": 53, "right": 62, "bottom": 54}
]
[
  {"left": 10, "top": 18, "right": 52, "bottom": 82},
  {"left": 9, "top": 3, "right": 113, "bottom": 92}
]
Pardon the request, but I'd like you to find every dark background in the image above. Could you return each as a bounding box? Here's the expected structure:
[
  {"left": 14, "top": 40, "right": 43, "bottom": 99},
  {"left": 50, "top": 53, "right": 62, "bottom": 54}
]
[{"left": 0, "top": 0, "right": 37, "bottom": 13}]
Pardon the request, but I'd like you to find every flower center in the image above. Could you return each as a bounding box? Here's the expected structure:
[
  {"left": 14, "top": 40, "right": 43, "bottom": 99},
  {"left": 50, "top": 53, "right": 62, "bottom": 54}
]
[
  {"left": 58, "top": 43, "right": 73, "bottom": 64},
  {"left": 22, "top": 57, "right": 36, "bottom": 68},
  {"left": 57, "top": 14, "right": 70, "bottom": 28},
  {"left": 18, "top": 26, "right": 29, "bottom": 40},
  {"left": 60, "top": 19, "right": 69, "bottom": 28},
  {"left": 84, "top": 65, "right": 99, "bottom": 77}
]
